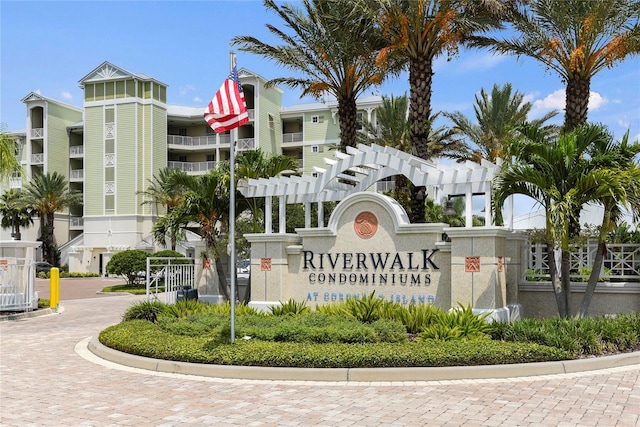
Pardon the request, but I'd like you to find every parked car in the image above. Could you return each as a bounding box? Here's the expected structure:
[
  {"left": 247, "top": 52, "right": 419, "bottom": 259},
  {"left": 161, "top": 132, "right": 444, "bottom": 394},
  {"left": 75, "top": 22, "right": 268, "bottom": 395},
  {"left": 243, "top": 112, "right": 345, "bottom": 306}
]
[{"left": 35, "top": 262, "right": 53, "bottom": 274}]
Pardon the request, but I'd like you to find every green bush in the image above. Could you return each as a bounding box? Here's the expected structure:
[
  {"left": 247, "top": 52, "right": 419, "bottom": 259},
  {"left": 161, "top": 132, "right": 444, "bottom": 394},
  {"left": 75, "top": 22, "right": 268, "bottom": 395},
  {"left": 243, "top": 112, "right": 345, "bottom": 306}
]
[
  {"left": 419, "top": 304, "right": 493, "bottom": 341},
  {"left": 122, "top": 300, "right": 166, "bottom": 323},
  {"left": 99, "top": 320, "right": 569, "bottom": 368},
  {"left": 105, "top": 249, "right": 150, "bottom": 286},
  {"left": 269, "top": 298, "right": 310, "bottom": 316},
  {"left": 490, "top": 313, "right": 640, "bottom": 356}
]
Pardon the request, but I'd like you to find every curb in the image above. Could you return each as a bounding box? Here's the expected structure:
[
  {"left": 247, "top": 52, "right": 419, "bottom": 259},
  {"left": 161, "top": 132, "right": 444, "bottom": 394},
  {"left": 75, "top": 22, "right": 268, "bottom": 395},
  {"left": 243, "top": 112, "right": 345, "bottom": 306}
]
[
  {"left": 0, "top": 307, "right": 59, "bottom": 321},
  {"left": 88, "top": 336, "right": 640, "bottom": 382}
]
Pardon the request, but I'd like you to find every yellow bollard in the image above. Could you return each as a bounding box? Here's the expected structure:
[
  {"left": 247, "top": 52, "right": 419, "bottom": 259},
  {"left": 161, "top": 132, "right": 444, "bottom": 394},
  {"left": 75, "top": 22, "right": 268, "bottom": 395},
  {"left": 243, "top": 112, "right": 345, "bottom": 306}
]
[{"left": 50, "top": 267, "right": 60, "bottom": 310}]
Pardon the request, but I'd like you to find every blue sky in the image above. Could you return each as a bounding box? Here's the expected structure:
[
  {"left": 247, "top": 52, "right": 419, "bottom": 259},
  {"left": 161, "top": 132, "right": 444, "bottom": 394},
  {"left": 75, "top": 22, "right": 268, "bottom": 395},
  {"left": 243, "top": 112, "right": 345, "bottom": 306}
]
[{"left": 2, "top": 0, "right": 639, "bottom": 143}]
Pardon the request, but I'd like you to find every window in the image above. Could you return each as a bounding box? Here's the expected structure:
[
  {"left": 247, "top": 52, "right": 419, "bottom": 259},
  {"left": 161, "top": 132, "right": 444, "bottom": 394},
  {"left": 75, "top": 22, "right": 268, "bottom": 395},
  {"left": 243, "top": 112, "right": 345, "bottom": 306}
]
[
  {"left": 268, "top": 114, "right": 274, "bottom": 130},
  {"left": 356, "top": 112, "right": 363, "bottom": 130},
  {"left": 179, "top": 155, "right": 187, "bottom": 162},
  {"left": 312, "top": 172, "right": 318, "bottom": 178},
  {"left": 311, "top": 115, "right": 324, "bottom": 124},
  {"left": 206, "top": 154, "right": 215, "bottom": 162},
  {"left": 178, "top": 128, "right": 187, "bottom": 136},
  {"left": 311, "top": 145, "right": 319, "bottom": 153}
]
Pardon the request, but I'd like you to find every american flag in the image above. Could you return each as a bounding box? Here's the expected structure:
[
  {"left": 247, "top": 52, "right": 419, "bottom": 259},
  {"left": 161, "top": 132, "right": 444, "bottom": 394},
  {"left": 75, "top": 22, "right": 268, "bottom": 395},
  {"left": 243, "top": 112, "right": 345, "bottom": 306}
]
[{"left": 203, "top": 66, "right": 249, "bottom": 133}]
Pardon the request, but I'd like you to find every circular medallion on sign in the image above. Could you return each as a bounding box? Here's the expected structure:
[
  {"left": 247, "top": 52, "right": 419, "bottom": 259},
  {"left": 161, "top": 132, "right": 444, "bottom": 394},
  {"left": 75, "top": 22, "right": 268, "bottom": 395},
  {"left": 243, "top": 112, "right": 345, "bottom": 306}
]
[{"left": 354, "top": 211, "right": 378, "bottom": 239}]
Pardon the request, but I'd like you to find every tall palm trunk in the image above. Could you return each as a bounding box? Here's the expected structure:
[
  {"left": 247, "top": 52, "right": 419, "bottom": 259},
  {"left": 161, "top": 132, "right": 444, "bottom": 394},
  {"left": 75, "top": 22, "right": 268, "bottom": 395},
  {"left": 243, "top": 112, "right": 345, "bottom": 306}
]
[
  {"left": 564, "top": 75, "right": 590, "bottom": 132},
  {"left": 559, "top": 248, "right": 572, "bottom": 317},
  {"left": 408, "top": 56, "right": 434, "bottom": 223},
  {"left": 547, "top": 242, "right": 568, "bottom": 318},
  {"left": 578, "top": 241, "right": 606, "bottom": 318},
  {"left": 338, "top": 96, "right": 358, "bottom": 150}
]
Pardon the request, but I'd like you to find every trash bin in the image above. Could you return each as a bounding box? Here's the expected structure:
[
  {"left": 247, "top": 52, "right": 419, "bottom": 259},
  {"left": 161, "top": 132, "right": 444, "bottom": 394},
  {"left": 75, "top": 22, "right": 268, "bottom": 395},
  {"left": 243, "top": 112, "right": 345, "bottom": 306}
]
[{"left": 177, "top": 285, "right": 198, "bottom": 301}]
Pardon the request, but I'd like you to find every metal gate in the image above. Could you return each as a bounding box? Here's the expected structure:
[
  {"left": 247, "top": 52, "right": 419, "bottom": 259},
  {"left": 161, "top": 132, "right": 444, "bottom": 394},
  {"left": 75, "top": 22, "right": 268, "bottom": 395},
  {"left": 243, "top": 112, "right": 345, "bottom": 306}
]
[
  {"left": 0, "top": 258, "right": 37, "bottom": 312},
  {"left": 145, "top": 257, "right": 195, "bottom": 304}
]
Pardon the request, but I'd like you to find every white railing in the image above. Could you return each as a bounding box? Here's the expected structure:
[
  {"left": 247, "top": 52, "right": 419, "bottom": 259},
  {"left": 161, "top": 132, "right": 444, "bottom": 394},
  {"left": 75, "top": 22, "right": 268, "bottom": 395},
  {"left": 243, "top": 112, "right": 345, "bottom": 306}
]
[
  {"left": 237, "top": 138, "right": 255, "bottom": 150},
  {"left": 146, "top": 257, "right": 195, "bottom": 304},
  {"left": 30, "top": 128, "right": 44, "bottom": 138},
  {"left": 9, "top": 177, "right": 22, "bottom": 189},
  {"left": 30, "top": 153, "right": 44, "bottom": 164},
  {"left": 0, "top": 259, "right": 37, "bottom": 312},
  {"left": 70, "top": 169, "right": 84, "bottom": 180},
  {"left": 167, "top": 135, "right": 217, "bottom": 147},
  {"left": 376, "top": 180, "right": 396, "bottom": 192},
  {"left": 70, "top": 217, "right": 84, "bottom": 227},
  {"left": 168, "top": 161, "right": 217, "bottom": 174},
  {"left": 69, "top": 146, "right": 84, "bottom": 156},
  {"left": 105, "top": 122, "right": 115, "bottom": 139},
  {"left": 283, "top": 132, "right": 303, "bottom": 143},
  {"left": 525, "top": 242, "right": 640, "bottom": 282}
]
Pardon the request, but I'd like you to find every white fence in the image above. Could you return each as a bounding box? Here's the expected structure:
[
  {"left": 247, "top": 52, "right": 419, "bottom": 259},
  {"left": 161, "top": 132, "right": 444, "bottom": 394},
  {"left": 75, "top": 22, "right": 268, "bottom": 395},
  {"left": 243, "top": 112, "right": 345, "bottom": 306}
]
[
  {"left": 145, "top": 257, "right": 195, "bottom": 304},
  {"left": 0, "top": 259, "right": 37, "bottom": 312},
  {"left": 525, "top": 242, "right": 640, "bottom": 282}
]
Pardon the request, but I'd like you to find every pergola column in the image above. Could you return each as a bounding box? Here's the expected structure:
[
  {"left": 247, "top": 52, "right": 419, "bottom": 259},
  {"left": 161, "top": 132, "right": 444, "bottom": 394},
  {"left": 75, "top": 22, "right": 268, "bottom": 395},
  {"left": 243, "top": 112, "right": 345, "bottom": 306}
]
[
  {"left": 265, "top": 196, "right": 272, "bottom": 234},
  {"left": 279, "top": 195, "right": 286, "bottom": 233}
]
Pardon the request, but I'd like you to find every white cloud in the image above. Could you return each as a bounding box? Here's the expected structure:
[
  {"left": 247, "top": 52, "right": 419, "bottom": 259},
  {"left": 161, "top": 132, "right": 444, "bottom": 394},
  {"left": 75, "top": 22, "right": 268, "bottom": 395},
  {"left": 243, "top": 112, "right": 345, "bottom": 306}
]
[
  {"left": 61, "top": 91, "right": 72, "bottom": 100},
  {"left": 193, "top": 96, "right": 202, "bottom": 103},
  {"left": 530, "top": 89, "right": 608, "bottom": 115},
  {"left": 179, "top": 84, "right": 195, "bottom": 96},
  {"left": 456, "top": 53, "right": 507, "bottom": 73},
  {"left": 588, "top": 92, "right": 608, "bottom": 110}
]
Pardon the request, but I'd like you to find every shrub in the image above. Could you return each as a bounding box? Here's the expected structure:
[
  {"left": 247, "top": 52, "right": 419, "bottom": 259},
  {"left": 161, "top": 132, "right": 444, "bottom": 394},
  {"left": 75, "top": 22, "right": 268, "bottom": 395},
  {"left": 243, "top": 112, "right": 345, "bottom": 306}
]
[
  {"left": 396, "top": 303, "right": 443, "bottom": 334},
  {"left": 269, "top": 298, "right": 310, "bottom": 316},
  {"left": 122, "top": 300, "right": 166, "bottom": 323},
  {"left": 106, "top": 249, "right": 150, "bottom": 286},
  {"left": 99, "top": 320, "right": 570, "bottom": 368},
  {"left": 419, "top": 304, "right": 493, "bottom": 341},
  {"left": 490, "top": 313, "right": 640, "bottom": 356}
]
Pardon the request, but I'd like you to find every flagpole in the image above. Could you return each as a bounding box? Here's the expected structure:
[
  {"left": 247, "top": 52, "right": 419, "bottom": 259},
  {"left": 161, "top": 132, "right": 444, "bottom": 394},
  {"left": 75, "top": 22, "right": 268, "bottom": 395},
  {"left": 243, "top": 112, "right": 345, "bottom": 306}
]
[{"left": 229, "top": 50, "right": 237, "bottom": 344}]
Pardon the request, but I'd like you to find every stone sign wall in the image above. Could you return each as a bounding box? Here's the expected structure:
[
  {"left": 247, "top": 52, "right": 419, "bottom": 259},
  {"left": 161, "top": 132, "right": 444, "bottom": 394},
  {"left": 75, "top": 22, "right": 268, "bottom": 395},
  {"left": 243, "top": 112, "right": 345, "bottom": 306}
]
[{"left": 246, "top": 192, "right": 524, "bottom": 318}]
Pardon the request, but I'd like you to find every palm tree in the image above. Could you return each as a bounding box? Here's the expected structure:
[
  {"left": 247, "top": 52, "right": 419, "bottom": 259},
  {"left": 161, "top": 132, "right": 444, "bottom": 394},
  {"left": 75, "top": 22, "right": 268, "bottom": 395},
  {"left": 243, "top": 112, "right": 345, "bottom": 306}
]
[
  {"left": 577, "top": 130, "right": 640, "bottom": 317},
  {"left": 468, "top": 0, "right": 640, "bottom": 131},
  {"left": 357, "top": 94, "right": 463, "bottom": 220},
  {"left": 139, "top": 168, "right": 188, "bottom": 250},
  {"left": 494, "top": 124, "right": 629, "bottom": 317},
  {"left": 234, "top": 149, "right": 300, "bottom": 232},
  {"left": 0, "top": 189, "right": 34, "bottom": 241},
  {"left": 232, "top": 0, "right": 388, "bottom": 150},
  {"left": 0, "top": 124, "right": 20, "bottom": 180},
  {"left": 22, "top": 172, "right": 81, "bottom": 265},
  {"left": 444, "top": 83, "right": 560, "bottom": 163},
  {"left": 165, "top": 169, "right": 232, "bottom": 300},
  {"left": 370, "top": 0, "right": 506, "bottom": 221}
]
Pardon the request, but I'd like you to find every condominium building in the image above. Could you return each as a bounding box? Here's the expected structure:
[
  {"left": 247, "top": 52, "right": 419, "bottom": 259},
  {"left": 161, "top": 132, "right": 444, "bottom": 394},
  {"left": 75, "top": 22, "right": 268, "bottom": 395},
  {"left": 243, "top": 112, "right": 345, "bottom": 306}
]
[{"left": 2, "top": 61, "right": 382, "bottom": 275}]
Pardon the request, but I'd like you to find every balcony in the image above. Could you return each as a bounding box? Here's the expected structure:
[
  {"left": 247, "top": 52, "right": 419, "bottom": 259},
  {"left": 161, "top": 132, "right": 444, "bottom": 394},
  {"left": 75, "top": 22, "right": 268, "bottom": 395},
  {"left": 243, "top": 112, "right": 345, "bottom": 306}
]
[
  {"left": 168, "top": 161, "right": 217, "bottom": 175},
  {"left": 30, "top": 128, "right": 44, "bottom": 139},
  {"left": 70, "top": 216, "right": 84, "bottom": 229},
  {"left": 70, "top": 169, "right": 84, "bottom": 181},
  {"left": 237, "top": 138, "right": 255, "bottom": 151},
  {"left": 283, "top": 132, "right": 303, "bottom": 143},
  {"left": 70, "top": 146, "right": 84, "bottom": 157},
  {"left": 167, "top": 135, "right": 216, "bottom": 148},
  {"left": 30, "top": 153, "right": 44, "bottom": 164}
]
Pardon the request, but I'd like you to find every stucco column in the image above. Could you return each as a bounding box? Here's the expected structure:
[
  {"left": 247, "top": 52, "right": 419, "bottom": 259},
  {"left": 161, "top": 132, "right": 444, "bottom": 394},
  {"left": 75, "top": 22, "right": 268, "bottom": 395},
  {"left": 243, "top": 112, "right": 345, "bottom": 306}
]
[
  {"left": 445, "top": 227, "right": 511, "bottom": 310},
  {"left": 244, "top": 233, "right": 301, "bottom": 303}
]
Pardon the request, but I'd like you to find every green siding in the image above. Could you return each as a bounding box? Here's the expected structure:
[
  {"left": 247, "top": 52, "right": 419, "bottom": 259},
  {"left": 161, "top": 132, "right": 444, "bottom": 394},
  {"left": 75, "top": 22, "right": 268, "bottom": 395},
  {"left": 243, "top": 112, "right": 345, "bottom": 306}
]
[
  {"left": 83, "top": 107, "right": 104, "bottom": 215},
  {"left": 304, "top": 111, "right": 339, "bottom": 143},
  {"left": 46, "top": 103, "right": 81, "bottom": 177},
  {"left": 257, "top": 84, "right": 282, "bottom": 155},
  {"left": 116, "top": 103, "right": 138, "bottom": 215}
]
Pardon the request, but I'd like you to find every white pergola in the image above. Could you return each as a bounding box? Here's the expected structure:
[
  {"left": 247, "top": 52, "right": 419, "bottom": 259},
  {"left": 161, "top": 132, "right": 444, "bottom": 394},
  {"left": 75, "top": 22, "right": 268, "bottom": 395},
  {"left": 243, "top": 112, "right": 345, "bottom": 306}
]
[{"left": 238, "top": 143, "right": 507, "bottom": 232}]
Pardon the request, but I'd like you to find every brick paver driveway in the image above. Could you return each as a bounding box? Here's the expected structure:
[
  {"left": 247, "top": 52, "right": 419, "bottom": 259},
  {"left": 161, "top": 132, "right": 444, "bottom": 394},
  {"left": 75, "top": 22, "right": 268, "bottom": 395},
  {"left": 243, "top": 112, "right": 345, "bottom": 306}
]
[{"left": 1, "top": 280, "right": 639, "bottom": 426}]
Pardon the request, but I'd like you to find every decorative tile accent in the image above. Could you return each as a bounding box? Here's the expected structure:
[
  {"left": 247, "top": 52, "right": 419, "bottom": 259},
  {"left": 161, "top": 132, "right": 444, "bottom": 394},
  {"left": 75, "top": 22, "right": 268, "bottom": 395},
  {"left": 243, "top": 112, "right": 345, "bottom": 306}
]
[
  {"left": 465, "top": 256, "right": 480, "bottom": 272},
  {"left": 354, "top": 211, "right": 378, "bottom": 239},
  {"left": 260, "top": 258, "right": 272, "bottom": 271}
]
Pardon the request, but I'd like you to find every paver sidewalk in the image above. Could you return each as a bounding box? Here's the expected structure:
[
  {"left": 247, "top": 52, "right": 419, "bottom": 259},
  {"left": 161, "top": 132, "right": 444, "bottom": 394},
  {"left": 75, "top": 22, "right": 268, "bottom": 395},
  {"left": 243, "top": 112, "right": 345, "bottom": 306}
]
[{"left": 1, "top": 284, "right": 639, "bottom": 426}]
